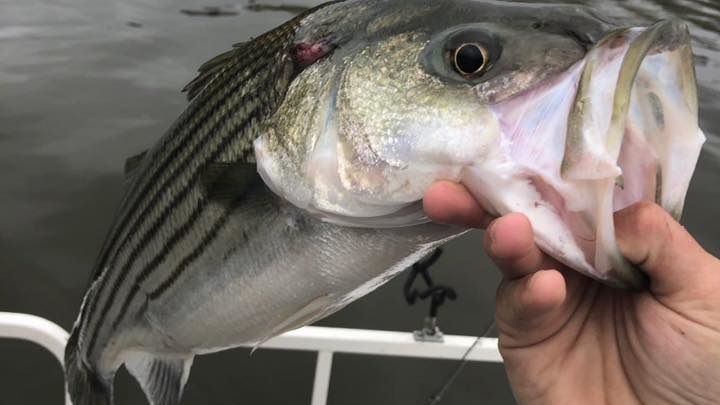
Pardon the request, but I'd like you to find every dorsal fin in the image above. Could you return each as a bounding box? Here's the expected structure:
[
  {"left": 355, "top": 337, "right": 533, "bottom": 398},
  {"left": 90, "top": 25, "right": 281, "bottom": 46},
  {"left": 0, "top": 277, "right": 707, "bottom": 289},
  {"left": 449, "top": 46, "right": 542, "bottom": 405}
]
[
  {"left": 181, "top": 42, "right": 249, "bottom": 101},
  {"left": 180, "top": 9, "right": 303, "bottom": 102},
  {"left": 180, "top": 1, "right": 344, "bottom": 102},
  {"left": 124, "top": 150, "right": 148, "bottom": 180}
]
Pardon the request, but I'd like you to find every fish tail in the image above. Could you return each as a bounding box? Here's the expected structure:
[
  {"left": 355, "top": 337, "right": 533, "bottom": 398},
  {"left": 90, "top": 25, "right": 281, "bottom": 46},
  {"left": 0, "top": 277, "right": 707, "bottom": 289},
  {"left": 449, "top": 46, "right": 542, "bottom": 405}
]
[{"left": 64, "top": 328, "right": 113, "bottom": 405}]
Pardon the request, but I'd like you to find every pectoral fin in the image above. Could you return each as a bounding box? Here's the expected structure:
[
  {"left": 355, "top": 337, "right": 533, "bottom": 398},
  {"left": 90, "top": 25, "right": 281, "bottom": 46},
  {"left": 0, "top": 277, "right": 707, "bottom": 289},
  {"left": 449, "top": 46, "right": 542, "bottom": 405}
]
[{"left": 200, "top": 162, "right": 265, "bottom": 205}]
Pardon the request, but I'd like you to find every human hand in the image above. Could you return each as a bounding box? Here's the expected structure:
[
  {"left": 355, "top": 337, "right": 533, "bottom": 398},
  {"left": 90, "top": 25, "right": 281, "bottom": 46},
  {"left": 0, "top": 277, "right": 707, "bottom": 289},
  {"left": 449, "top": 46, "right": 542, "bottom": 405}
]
[{"left": 424, "top": 181, "right": 720, "bottom": 405}]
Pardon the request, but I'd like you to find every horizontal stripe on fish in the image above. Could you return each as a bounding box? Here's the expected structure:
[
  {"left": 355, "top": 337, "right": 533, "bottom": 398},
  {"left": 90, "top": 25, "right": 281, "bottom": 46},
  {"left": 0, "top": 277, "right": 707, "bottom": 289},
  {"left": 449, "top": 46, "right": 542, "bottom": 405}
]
[
  {"left": 79, "top": 70, "right": 263, "bottom": 337},
  {"left": 83, "top": 101, "right": 266, "bottom": 356},
  {"left": 79, "top": 63, "right": 288, "bottom": 352},
  {"left": 83, "top": 63, "right": 303, "bottom": 355},
  {"left": 113, "top": 195, "right": 248, "bottom": 329},
  {"left": 86, "top": 22, "right": 303, "bottom": 280},
  {"left": 110, "top": 199, "right": 209, "bottom": 329},
  {"left": 80, "top": 17, "right": 306, "bottom": 352},
  {"left": 89, "top": 46, "right": 279, "bottom": 283}
]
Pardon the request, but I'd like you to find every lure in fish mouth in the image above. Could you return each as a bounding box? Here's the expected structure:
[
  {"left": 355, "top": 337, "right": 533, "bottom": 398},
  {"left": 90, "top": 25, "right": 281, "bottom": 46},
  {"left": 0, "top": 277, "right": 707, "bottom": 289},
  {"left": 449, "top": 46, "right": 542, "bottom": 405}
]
[{"left": 64, "top": 1, "right": 705, "bottom": 405}]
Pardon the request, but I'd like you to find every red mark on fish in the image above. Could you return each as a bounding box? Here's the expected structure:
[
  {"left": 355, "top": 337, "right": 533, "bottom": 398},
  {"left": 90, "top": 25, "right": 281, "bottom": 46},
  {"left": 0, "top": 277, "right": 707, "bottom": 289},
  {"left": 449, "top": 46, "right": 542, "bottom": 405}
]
[{"left": 293, "top": 41, "right": 333, "bottom": 67}]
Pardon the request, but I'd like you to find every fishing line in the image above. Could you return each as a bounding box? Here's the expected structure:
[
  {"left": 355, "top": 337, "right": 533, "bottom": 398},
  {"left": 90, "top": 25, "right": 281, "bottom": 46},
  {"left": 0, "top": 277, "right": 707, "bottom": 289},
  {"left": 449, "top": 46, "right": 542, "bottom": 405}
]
[
  {"left": 426, "top": 317, "right": 496, "bottom": 405},
  {"left": 404, "top": 249, "right": 498, "bottom": 404}
]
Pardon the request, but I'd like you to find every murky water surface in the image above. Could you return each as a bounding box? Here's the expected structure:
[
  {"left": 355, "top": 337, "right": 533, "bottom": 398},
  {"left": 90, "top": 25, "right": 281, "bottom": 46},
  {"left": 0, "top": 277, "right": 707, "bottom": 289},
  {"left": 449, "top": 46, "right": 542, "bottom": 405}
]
[{"left": 1, "top": 1, "right": 718, "bottom": 404}]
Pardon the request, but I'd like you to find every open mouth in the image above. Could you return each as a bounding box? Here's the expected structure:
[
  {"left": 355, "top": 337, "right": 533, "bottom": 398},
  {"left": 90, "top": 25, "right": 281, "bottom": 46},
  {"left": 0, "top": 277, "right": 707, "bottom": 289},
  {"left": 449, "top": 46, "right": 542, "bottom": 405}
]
[
  {"left": 567, "top": 20, "right": 705, "bottom": 287},
  {"left": 565, "top": 19, "right": 700, "bottom": 187},
  {"left": 474, "top": 20, "right": 706, "bottom": 288}
]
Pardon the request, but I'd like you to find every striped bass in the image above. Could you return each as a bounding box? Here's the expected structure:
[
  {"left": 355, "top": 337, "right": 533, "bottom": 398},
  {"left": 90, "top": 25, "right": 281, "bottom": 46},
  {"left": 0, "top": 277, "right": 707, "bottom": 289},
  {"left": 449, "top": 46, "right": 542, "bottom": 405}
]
[{"left": 64, "top": 1, "right": 705, "bottom": 404}]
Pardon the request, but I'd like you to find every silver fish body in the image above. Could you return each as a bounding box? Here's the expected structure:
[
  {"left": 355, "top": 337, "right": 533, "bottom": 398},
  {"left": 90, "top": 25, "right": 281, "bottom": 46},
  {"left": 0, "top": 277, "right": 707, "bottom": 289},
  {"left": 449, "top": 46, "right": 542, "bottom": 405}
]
[
  {"left": 65, "top": 3, "right": 464, "bottom": 404},
  {"left": 65, "top": 1, "right": 705, "bottom": 404}
]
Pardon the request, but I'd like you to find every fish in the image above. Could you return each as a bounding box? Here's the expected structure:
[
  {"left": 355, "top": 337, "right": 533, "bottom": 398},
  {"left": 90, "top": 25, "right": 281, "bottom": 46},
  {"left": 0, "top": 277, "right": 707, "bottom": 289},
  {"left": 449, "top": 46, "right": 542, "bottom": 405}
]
[{"left": 64, "top": 1, "right": 705, "bottom": 404}]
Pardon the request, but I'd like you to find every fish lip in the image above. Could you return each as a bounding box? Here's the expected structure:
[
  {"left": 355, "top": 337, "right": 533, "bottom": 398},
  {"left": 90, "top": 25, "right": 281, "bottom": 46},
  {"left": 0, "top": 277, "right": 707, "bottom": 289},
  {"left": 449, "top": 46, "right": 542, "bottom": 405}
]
[
  {"left": 573, "top": 19, "right": 694, "bottom": 158},
  {"left": 569, "top": 20, "right": 695, "bottom": 289}
]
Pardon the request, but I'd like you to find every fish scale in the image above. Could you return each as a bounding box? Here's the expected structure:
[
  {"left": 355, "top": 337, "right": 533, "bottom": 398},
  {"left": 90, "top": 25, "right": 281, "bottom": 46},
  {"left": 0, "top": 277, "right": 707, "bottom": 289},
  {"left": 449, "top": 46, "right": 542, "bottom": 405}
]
[
  {"left": 92, "top": 45, "right": 270, "bottom": 275},
  {"left": 85, "top": 89, "right": 284, "bottom": 357},
  {"left": 87, "top": 18, "right": 300, "bottom": 294},
  {"left": 82, "top": 39, "right": 300, "bottom": 356}
]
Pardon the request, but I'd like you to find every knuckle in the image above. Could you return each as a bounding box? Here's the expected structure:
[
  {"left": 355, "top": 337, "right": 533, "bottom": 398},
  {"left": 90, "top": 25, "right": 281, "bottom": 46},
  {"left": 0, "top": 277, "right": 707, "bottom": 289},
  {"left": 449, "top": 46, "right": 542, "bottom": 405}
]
[{"left": 622, "top": 201, "right": 669, "bottom": 236}]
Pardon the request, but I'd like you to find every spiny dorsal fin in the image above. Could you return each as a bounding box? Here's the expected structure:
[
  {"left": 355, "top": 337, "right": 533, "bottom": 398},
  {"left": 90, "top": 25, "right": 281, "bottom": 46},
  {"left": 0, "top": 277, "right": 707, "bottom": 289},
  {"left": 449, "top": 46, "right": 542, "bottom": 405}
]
[
  {"left": 180, "top": 9, "right": 303, "bottom": 102},
  {"left": 180, "top": 1, "right": 343, "bottom": 102},
  {"left": 124, "top": 150, "right": 148, "bottom": 180},
  {"left": 123, "top": 352, "right": 194, "bottom": 405},
  {"left": 181, "top": 42, "right": 249, "bottom": 101}
]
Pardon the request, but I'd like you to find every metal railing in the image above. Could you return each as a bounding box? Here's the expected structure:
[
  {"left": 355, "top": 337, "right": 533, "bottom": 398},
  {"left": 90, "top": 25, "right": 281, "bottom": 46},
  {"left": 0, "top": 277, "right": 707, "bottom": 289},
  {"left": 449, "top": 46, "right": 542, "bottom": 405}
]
[
  {"left": 0, "top": 312, "right": 502, "bottom": 405},
  {"left": 0, "top": 312, "right": 72, "bottom": 405}
]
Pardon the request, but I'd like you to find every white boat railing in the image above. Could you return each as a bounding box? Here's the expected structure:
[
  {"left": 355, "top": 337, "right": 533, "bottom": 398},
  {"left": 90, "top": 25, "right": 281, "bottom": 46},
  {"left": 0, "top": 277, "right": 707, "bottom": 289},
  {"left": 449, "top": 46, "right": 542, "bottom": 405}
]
[
  {"left": 0, "top": 312, "right": 72, "bottom": 405},
  {"left": 0, "top": 312, "right": 502, "bottom": 405}
]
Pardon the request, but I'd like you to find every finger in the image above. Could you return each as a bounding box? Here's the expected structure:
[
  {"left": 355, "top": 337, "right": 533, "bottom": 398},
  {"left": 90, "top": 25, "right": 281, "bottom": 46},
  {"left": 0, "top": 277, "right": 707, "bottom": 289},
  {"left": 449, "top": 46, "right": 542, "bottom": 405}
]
[
  {"left": 614, "top": 202, "right": 720, "bottom": 297},
  {"left": 495, "top": 269, "right": 567, "bottom": 344},
  {"left": 484, "top": 213, "right": 562, "bottom": 280},
  {"left": 423, "top": 181, "right": 492, "bottom": 228}
]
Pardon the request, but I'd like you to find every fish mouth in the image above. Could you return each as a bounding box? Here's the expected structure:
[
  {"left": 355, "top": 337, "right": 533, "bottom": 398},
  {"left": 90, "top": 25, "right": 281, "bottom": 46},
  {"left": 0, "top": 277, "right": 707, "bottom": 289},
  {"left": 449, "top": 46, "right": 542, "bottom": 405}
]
[
  {"left": 564, "top": 19, "right": 698, "bottom": 178},
  {"left": 479, "top": 20, "right": 704, "bottom": 289},
  {"left": 566, "top": 20, "right": 701, "bottom": 288}
]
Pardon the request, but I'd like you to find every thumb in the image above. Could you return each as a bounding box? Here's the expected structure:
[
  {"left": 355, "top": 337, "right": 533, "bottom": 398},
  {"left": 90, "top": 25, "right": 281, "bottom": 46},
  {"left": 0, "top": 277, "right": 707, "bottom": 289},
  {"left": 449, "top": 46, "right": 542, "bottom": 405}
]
[{"left": 614, "top": 202, "right": 720, "bottom": 298}]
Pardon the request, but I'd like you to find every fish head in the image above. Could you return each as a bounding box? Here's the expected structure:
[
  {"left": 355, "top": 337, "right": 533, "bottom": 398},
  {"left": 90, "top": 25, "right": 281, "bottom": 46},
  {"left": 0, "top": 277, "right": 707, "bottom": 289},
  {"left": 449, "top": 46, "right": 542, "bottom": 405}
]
[
  {"left": 254, "top": 0, "right": 705, "bottom": 287},
  {"left": 256, "top": 1, "right": 605, "bottom": 225}
]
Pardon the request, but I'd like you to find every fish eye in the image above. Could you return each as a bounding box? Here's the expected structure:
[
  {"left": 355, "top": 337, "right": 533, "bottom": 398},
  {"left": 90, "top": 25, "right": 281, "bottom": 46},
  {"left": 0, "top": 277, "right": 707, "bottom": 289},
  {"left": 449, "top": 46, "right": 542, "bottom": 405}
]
[
  {"left": 421, "top": 27, "right": 500, "bottom": 84},
  {"left": 452, "top": 43, "right": 489, "bottom": 76}
]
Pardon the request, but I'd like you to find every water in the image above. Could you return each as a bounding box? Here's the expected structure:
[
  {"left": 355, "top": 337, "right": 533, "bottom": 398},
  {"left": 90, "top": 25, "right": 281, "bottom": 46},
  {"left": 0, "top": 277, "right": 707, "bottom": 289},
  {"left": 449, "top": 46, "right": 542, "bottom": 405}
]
[{"left": 0, "top": 1, "right": 718, "bottom": 404}]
